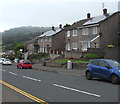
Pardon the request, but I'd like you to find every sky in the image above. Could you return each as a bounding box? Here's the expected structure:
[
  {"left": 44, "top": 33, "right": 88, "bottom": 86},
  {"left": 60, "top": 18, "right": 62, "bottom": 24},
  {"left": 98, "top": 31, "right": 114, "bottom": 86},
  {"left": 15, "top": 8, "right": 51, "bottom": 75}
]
[{"left": 0, "top": 0, "right": 120, "bottom": 32}]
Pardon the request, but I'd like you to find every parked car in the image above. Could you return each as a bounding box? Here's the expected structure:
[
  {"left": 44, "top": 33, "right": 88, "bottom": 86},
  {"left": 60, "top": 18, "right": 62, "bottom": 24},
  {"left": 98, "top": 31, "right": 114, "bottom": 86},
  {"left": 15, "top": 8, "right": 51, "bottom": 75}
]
[
  {"left": 85, "top": 59, "right": 120, "bottom": 84},
  {"left": 2, "top": 59, "right": 12, "bottom": 65},
  {"left": 0, "top": 58, "right": 5, "bottom": 64},
  {"left": 17, "top": 60, "right": 32, "bottom": 69}
]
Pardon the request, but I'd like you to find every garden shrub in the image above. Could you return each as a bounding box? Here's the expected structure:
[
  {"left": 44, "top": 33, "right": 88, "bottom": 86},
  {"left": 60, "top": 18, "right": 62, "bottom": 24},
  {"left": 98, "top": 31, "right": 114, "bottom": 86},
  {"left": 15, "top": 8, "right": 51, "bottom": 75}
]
[
  {"left": 84, "top": 53, "right": 104, "bottom": 59},
  {"left": 28, "top": 53, "right": 49, "bottom": 61}
]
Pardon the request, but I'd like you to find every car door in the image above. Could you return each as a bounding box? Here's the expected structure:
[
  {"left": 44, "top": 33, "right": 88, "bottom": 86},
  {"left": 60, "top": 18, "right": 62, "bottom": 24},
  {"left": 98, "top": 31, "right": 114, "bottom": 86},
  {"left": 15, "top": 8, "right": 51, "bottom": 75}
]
[
  {"left": 91, "top": 60, "right": 101, "bottom": 77},
  {"left": 98, "top": 60, "right": 111, "bottom": 79}
]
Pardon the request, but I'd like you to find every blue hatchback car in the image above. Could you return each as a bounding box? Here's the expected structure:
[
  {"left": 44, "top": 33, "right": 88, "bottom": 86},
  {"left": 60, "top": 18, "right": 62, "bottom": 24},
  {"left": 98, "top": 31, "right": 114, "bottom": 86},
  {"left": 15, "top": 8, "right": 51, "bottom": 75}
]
[{"left": 85, "top": 59, "right": 120, "bottom": 84}]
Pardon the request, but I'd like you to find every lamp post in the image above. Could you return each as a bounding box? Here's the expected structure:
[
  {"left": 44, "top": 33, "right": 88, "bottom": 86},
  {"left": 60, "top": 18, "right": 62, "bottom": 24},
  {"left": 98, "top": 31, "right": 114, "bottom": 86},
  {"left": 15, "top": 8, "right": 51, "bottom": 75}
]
[{"left": 19, "top": 49, "right": 24, "bottom": 59}]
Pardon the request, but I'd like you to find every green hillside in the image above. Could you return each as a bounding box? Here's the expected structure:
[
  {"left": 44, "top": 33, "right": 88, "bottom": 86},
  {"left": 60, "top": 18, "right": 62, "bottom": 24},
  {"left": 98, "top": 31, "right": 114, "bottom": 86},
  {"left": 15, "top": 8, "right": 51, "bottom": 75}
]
[{"left": 2, "top": 26, "right": 51, "bottom": 50}]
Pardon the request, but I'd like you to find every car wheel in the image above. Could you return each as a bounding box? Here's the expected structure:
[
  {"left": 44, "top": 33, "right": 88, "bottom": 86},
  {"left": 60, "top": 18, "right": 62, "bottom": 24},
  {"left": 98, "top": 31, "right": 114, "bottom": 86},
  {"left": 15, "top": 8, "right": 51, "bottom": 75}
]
[
  {"left": 17, "top": 65, "right": 19, "bottom": 69},
  {"left": 110, "top": 74, "right": 119, "bottom": 84},
  {"left": 20, "top": 66, "right": 23, "bottom": 69},
  {"left": 86, "top": 71, "right": 92, "bottom": 80}
]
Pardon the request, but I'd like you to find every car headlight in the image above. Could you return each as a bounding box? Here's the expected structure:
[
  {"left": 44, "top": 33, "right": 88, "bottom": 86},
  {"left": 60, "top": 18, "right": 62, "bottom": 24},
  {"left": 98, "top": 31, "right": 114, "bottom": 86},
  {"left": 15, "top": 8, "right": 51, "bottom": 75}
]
[{"left": 119, "top": 70, "right": 120, "bottom": 73}]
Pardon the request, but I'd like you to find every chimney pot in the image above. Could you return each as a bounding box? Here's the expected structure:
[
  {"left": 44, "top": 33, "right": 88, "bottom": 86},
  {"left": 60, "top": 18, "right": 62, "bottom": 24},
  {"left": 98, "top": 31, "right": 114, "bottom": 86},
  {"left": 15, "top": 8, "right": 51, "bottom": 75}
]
[
  {"left": 59, "top": 24, "right": 62, "bottom": 29},
  {"left": 87, "top": 13, "right": 91, "bottom": 18},
  {"left": 103, "top": 8, "right": 107, "bottom": 15},
  {"left": 52, "top": 26, "right": 55, "bottom": 31}
]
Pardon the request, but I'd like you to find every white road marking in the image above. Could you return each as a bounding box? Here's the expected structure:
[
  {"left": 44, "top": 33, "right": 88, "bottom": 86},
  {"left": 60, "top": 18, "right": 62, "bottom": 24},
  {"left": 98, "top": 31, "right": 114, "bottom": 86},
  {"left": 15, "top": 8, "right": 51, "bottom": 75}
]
[
  {"left": 22, "top": 76, "right": 41, "bottom": 82},
  {"left": 2, "top": 70, "right": 6, "bottom": 72},
  {"left": 53, "top": 84, "right": 101, "bottom": 98},
  {"left": 0, "top": 69, "right": 6, "bottom": 72},
  {"left": 8, "top": 72, "right": 18, "bottom": 76}
]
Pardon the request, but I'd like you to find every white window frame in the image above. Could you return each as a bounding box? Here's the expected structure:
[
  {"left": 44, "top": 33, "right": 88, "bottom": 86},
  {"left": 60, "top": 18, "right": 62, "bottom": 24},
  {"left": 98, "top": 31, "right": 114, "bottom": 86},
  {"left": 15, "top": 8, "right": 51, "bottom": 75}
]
[
  {"left": 66, "top": 43, "right": 70, "bottom": 51},
  {"left": 41, "top": 39, "right": 43, "bottom": 42},
  {"left": 45, "top": 38, "right": 48, "bottom": 42},
  {"left": 72, "top": 29, "right": 78, "bottom": 36},
  {"left": 92, "top": 27, "right": 98, "bottom": 34},
  {"left": 72, "top": 42, "right": 78, "bottom": 49},
  {"left": 81, "top": 41, "right": 90, "bottom": 51},
  {"left": 82, "top": 28, "right": 89, "bottom": 35},
  {"left": 67, "top": 31, "right": 70, "bottom": 37}
]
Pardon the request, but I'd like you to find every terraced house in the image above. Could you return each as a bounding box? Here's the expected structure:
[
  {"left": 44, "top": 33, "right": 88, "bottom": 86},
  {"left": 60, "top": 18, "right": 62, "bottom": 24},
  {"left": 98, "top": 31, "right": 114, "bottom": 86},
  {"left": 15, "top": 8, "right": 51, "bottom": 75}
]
[
  {"left": 26, "top": 36, "right": 39, "bottom": 54},
  {"left": 38, "top": 25, "right": 66, "bottom": 54},
  {"left": 65, "top": 9, "right": 120, "bottom": 62}
]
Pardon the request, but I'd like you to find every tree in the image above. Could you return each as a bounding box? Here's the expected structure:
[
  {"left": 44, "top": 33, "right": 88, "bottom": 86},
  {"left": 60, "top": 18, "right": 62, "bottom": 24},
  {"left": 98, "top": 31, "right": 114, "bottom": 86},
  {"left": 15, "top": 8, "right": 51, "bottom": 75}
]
[
  {"left": 63, "top": 24, "right": 71, "bottom": 28},
  {"left": 14, "top": 43, "right": 26, "bottom": 59}
]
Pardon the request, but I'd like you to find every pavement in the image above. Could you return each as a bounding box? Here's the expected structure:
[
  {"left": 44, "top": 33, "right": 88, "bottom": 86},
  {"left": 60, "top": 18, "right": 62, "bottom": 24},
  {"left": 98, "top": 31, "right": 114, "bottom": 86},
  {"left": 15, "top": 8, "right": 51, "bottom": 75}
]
[
  {"left": 12, "top": 63, "right": 86, "bottom": 77},
  {"left": 2, "top": 85, "right": 33, "bottom": 102}
]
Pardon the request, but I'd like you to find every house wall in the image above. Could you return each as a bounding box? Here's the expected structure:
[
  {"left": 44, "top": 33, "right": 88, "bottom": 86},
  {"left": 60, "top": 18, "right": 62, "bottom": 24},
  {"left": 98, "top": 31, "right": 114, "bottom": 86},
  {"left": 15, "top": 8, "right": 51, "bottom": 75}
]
[
  {"left": 38, "top": 37, "right": 52, "bottom": 53},
  {"left": 51, "top": 30, "right": 66, "bottom": 54},
  {"left": 90, "top": 38, "right": 100, "bottom": 48},
  {"left": 26, "top": 43, "right": 34, "bottom": 54},
  {"left": 66, "top": 29, "right": 79, "bottom": 50},
  {"left": 78, "top": 26, "right": 100, "bottom": 51},
  {"left": 100, "top": 12, "right": 120, "bottom": 61}
]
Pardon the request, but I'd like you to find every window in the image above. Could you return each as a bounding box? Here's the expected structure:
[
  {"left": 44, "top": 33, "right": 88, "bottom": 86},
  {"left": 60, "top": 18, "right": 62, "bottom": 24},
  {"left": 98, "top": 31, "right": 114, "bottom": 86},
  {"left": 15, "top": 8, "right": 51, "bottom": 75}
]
[
  {"left": 67, "top": 31, "right": 70, "bottom": 37},
  {"left": 72, "top": 42, "right": 78, "bottom": 49},
  {"left": 45, "top": 38, "right": 48, "bottom": 42},
  {"left": 49, "top": 38, "right": 51, "bottom": 42},
  {"left": 92, "top": 27, "right": 97, "bottom": 34},
  {"left": 41, "top": 39, "right": 43, "bottom": 42},
  {"left": 82, "top": 42, "right": 88, "bottom": 51},
  {"left": 82, "top": 28, "right": 89, "bottom": 35},
  {"left": 72, "top": 29, "right": 78, "bottom": 36},
  {"left": 66, "top": 43, "right": 70, "bottom": 51},
  {"left": 91, "top": 60, "right": 100, "bottom": 66},
  {"left": 99, "top": 60, "right": 109, "bottom": 68}
]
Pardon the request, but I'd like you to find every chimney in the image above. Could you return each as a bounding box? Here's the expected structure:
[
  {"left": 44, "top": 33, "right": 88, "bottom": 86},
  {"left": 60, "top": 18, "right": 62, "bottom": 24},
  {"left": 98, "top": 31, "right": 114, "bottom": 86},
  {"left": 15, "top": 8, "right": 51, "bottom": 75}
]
[
  {"left": 87, "top": 13, "right": 91, "bottom": 18},
  {"left": 52, "top": 26, "right": 55, "bottom": 31},
  {"left": 59, "top": 24, "right": 62, "bottom": 29},
  {"left": 103, "top": 8, "right": 107, "bottom": 15}
]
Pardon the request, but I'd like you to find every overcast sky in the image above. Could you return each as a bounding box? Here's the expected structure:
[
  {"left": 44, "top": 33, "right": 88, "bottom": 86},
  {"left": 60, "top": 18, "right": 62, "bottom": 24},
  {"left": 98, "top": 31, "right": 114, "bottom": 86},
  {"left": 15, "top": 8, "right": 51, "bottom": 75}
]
[{"left": 0, "top": 0, "right": 119, "bottom": 32}]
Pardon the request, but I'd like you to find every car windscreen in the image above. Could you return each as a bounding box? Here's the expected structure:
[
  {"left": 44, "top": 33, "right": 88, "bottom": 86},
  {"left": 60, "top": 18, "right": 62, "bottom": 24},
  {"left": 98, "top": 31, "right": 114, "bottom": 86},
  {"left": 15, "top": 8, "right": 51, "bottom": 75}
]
[
  {"left": 107, "top": 60, "right": 120, "bottom": 68},
  {"left": 24, "top": 61, "right": 31, "bottom": 64},
  {"left": 5, "top": 59, "right": 10, "bottom": 61}
]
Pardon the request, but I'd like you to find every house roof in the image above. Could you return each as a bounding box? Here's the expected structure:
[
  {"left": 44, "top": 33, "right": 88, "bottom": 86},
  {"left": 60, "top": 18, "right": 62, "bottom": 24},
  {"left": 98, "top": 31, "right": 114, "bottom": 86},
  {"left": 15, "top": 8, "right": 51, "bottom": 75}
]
[
  {"left": 26, "top": 36, "right": 39, "bottom": 44},
  {"left": 39, "top": 28, "right": 62, "bottom": 38},
  {"left": 66, "top": 19, "right": 89, "bottom": 30},
  {"left": 83, "top": 13, "right": 113, "bottom": 26}
]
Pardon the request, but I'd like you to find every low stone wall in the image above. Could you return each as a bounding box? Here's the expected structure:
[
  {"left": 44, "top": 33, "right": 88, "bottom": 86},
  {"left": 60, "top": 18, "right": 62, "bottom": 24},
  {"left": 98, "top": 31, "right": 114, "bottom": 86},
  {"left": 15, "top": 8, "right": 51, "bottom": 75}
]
[
  {"left": 44, "top": 62, "right": 63, "bottom": 68},
  {"left": 42, "top": 61, "right": 87, "bottom": 69},
  {"left": 64, "top": 51, "right": 87, "bottom": 59},
  {"left": 72, "top": 63, "right": 87, "bottom": 69}
]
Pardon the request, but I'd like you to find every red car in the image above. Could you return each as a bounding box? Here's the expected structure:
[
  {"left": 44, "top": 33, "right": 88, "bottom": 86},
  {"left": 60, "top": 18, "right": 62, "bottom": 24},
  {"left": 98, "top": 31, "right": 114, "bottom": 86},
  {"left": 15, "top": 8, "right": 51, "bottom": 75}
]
[{"left": 17, "top": 60, "right": 32, "bottom": 69}]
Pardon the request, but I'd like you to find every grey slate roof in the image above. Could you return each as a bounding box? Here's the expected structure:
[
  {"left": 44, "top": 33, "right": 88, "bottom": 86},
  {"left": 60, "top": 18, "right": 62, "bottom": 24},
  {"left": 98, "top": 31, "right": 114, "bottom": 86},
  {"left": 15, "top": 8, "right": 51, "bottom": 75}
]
[
  {"left": 66, "top": 19, "right": 89, "bottom": 30},
  {"left": 39, "top": 29, "right": 62, "bottom": 38},
  {"left": 26, "top": 36, "right": 39, "bottom": 44},
  {"left": 83, "top": 13, "right": 113, "bottom": 26}
]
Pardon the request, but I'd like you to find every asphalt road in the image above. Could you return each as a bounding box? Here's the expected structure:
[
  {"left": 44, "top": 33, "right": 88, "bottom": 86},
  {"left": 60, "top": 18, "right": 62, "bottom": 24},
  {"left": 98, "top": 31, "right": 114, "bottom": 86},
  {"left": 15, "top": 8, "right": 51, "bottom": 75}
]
[{"left": 1, "top": 65, "right": 120, "bottom": 103}]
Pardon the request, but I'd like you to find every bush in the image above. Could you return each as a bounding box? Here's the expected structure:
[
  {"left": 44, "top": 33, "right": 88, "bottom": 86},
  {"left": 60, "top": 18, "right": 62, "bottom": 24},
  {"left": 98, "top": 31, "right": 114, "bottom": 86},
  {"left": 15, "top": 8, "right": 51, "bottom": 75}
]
[
  {"left": 28, "top": 53, "right": 49, "bottom": 61},
  {"left": 84, "top": 53, "right": 104, "bottom": 59}
]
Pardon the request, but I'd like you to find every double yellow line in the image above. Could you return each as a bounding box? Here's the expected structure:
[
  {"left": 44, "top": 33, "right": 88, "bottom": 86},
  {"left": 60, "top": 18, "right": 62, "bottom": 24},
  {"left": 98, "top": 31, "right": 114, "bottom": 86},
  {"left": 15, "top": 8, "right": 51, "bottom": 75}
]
[{"left": 0, "top": 80, "right": 48, "bottom": 104}]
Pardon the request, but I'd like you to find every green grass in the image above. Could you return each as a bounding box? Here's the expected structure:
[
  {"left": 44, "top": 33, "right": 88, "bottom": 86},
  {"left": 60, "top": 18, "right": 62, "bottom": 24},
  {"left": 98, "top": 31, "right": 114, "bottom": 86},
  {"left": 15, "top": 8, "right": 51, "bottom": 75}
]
[{"left": 55, "top": 59, "right": 89, "bottom": 64}]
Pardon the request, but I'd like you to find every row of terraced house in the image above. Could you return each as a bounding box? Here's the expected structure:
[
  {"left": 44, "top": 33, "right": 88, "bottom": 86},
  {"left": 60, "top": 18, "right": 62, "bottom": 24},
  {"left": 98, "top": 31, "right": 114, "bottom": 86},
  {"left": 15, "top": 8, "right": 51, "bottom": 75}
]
[{"left": 26, "top": 9, "right": 120, "bottom": 62}]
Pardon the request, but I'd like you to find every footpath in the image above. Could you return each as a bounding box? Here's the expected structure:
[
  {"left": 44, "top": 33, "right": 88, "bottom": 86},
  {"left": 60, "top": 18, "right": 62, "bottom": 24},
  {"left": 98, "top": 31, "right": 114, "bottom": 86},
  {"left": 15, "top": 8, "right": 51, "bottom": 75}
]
[
  {"left": 33, "top": 64, "right": 86, "bottom": 77},
  {"left": 13, "top": 63, "right": 86, "bottom": 77}
]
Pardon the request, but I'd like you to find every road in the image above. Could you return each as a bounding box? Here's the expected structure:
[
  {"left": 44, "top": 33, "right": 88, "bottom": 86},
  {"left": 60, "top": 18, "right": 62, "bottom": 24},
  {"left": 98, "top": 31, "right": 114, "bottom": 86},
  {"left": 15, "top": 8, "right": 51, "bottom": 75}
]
[{"left": 1, "top": 65, "right": 120, "bottom": 103}]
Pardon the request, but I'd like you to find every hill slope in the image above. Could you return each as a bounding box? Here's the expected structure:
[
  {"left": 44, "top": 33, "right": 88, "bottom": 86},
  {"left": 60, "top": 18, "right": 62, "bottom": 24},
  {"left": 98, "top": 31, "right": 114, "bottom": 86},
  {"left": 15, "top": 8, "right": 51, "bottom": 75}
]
[{"left": 2, "top": 26, "right": 51, "bottom": 50}]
